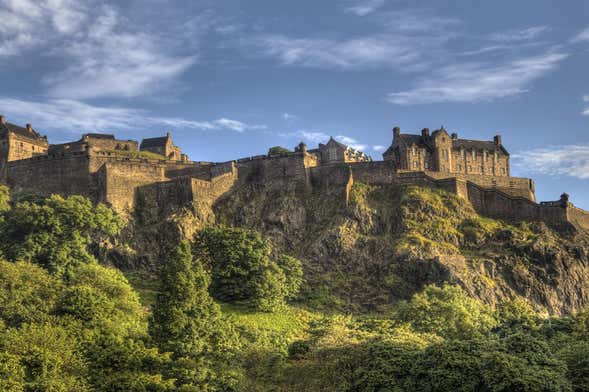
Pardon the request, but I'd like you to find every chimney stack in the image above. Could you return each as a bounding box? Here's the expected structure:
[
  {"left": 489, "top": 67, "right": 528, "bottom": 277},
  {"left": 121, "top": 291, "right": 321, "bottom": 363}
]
[
  {"left": 451, "top": 133, "right": 458, "bottom": 140},
  {"left": 0, "top": 115, "right": 5, "bottom": 125},
  {"left": 393, "top": 126, "right": 401, "bottom": 139},
  {"left": 26, "top": 124, "right": 32, "bottom": 132},
  {"left": 166, "top": 131, "right": 171, "bottom": 138},
  {"left": 421, "top": 128, "right": 430, "bottom": 137},
  {"left": 494, "top": 135, "right": 502, "bottom": 145}
]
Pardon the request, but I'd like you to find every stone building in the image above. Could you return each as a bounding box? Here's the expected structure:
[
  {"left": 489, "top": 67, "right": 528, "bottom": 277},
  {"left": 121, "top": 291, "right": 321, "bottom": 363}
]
[
  {"left": 309, "top": 137, "right": 372, "bottom": 164},
  {"left": 383, "top": 126, "right": 510, "bottom": 177},
  {"left": 49, "top": 133, "right": 139, "bottom": 155},
  {"left": 0, "top": 115, "right": 48, "bottom": 162},
  {"left": 140, "top": 133, "right": 186, "bottom": 161}
]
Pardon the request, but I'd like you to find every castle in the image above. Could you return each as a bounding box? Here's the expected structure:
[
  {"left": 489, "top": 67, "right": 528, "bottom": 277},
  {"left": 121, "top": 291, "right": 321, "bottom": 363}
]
[{"left": 0, "top": 114, "right": 587, "bottom": 233}]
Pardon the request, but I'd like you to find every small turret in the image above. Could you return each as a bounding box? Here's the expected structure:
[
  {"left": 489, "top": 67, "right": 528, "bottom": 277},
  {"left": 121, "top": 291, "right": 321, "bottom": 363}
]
[
  {"left": 421, "top": 128, "right": 430, "bottom": 137},
  {"left": 26, "top": 124, "right": 33, "bottom": 133},
  {"left": 393, "top": 126, "right": 401, "bottom": 139}
]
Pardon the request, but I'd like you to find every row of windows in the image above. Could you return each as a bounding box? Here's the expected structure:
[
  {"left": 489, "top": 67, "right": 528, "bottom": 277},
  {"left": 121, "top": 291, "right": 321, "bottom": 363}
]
[
  {"left": 412, "top": 161, "right": 507, "bottom": 175},
  {"left": 411, "top": 147, "right": 500, "bottom": 163}
]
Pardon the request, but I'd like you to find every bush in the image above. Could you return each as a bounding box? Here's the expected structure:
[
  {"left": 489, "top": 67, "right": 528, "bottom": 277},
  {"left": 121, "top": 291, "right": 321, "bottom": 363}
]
[{"left": 194, "top": 227, "right": 303, "bottom": 311}]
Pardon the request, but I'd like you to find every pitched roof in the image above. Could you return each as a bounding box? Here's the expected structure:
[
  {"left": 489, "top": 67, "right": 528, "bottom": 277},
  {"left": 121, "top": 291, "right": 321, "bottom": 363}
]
[
  {"left": 383, "top": 132, "right": 509, "bottom": 156},
  {"left": 0, "top": 121, "right": 44, "bottom": 140},
  {"left": 140, "top": 136, "right": 169, "bottom": 149}
]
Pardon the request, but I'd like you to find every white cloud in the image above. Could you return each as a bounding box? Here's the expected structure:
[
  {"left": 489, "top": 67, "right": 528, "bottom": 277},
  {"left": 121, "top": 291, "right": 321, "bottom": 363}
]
[
  {"left": 373, "top": 145, "right": 385, "bottom": 151},
  {"left": 282, "top": 113, "right": 297, "bottom": 120},
  {"left": 335, "top": 135, "right": 367, "bottom": 151},
  {"left": 0, "top": 1, "right": 196, "bottom": 99},
  {"left": 344, "top": 0, "right": 386, "bottom": 16},
  {"left": 44, "top": 5, "right": 196, "bottom": 99},
  {"left": 252, "top": 10, "right": 455, "bottom": 71},
  {"left": 256, "top": 33, "right": 436, "bottom": 71},
  {"left": 513, "top": 145, "right": 589, "bottom": 180},
  {"left": 282, "top": 130, "right": 368, "bottom": 151},
  {"left": 583, "top": 95, "right": 589, "bottom": 102},
  {"left": 490, "top": 26, "right": 549, "bottom": 42},
  {"left": 0, "top": 98, "right": 265, "bottom": 133},
  {"left": 0, "top": 0, "right": 87, "bottom": 56},
  {"left": 572, "top": 27, "right": 589, "bottom": 43},
  {"left": 387, "top": 52, "right": 567, "bottom": 105}
]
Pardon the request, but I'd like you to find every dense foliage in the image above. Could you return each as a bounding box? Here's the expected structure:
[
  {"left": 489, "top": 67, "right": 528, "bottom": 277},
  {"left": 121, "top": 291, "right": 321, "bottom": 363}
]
[
  {"left": 194, "top": 226, "right": 303, "bottom": 311},
  {"left": 1, "top": 185, "right": 589, "bottom": 391}
]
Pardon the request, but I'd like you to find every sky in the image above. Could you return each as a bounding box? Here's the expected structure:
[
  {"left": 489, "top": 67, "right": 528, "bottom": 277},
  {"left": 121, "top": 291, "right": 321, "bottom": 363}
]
[{"left": 0, "top": 0, "right": 588, "bottom": 207}]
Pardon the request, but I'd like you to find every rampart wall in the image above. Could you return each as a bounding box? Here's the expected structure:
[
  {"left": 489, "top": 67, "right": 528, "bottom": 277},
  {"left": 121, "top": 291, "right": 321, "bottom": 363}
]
[{"left": 6, "top": 152, "right": 94, "bottom": 197}]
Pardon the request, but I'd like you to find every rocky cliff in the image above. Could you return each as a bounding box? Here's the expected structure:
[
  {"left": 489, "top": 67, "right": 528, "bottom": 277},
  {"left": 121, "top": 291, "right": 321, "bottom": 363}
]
[{"left": 123, "top": 180, "right": 589, "bottom": 315}]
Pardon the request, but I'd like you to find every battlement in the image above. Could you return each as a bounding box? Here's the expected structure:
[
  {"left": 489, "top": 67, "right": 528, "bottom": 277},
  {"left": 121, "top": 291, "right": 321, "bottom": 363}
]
[{"left": 0, "top": 116, "right": 586, "bottom": 233}]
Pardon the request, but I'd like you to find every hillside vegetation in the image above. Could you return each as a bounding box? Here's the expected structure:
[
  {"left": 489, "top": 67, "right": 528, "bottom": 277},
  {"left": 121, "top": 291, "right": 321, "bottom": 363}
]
[{"left": 1, "top": 183, "right": 589, "bottom": 390}]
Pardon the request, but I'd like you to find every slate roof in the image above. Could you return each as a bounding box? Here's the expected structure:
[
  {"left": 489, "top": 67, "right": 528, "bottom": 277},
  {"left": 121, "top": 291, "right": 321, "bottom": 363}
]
[
  {"left": 0, "top": 121, "right": 44, "bottom": 140},
  {"left": 384, "top": 132, "right": 509, "bottom": 156},
  {"left": 140, "top": 136, "right": 168, "bottom": 149}
]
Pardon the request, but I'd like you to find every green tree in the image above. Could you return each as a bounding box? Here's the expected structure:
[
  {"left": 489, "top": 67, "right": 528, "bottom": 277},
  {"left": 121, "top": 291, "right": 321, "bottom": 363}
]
[
  {"left": 0, "top": 352, "right": 25, "bottom": 392},
  {"left": 0, "top": 323, "right": 90, "bottom": 391},
  {"left": 394, "top": 284, "right": 497, "bottom": 339},
  {"left": 150, "top": 241, "right": 241, "bottom": 391},
  {"left": 0, "top": 260, "right": 63, "bottom": 328},
  {"left": 0, "top": 195, "right": 123, "bottom": 275},
  {"left": 267, "top": 146, "right": 291, "bottom": 156},
  {"left": 194, "top": 226, "right": 301, "bottom": 311}
]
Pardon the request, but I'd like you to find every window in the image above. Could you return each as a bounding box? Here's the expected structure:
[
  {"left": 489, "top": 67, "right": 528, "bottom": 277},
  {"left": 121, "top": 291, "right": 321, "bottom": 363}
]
[
  {"left": 479, "top": 165, "right": 484, "bottom": 173},
  {"left": 413, "top": 161, "right": 419, "bottom": 169},
  {"left": 456, "top": 164, "right": 462, "bottom": 171},
  {"left": 501, "top": 168, "right": 506, "bottom": 175},
  {"left": 472, "top": 150, "right": 477, "bottom": 161},
  {"left": 488, "top": 167, "right": 493, "bottom": 174},
  {"left": 483, "top": 151, "right": 487, "bottom": 162},
  {"left": 467, "top": 165, "right": 472, "bottom": 172},
  {"left": 328, "top": 148, "right": 337, "bottom": 161},
  {"left": 461, "top": 149, "right": 466, "bottom": 160},
  {"left": 424, "top": 162, "right": 429, "bottom": 169},
  {"left": 412, "top": 146, "right": 417, "bottom": 155},
  {"left": 494, "top": 152, "right": 498, "bottom": 164}
]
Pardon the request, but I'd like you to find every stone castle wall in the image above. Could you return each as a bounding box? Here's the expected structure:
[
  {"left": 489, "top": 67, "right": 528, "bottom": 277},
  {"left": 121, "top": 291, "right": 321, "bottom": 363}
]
[{"left": 2, "top": 144, "right": 588, "bottom": 233}]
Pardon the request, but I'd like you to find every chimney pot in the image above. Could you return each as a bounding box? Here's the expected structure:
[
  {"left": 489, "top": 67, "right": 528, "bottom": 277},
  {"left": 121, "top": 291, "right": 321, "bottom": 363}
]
[
  {"left": 421, "top": 128, "right": 430, "bottom": 137},
  {"left": 393, "top": 126, "right": 401, "bottom": 138}
]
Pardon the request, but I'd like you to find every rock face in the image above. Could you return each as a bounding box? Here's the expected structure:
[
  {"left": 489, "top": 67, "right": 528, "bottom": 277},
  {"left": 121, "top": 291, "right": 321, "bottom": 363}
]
[{"left": 126, "top": 180, "right": 589, "bottom": 315}]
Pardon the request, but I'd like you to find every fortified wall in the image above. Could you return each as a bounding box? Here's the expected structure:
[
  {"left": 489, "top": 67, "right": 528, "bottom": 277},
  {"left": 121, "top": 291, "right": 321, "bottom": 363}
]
[{"left": 0, "top": 116, "right": 587, "bottom": 233}]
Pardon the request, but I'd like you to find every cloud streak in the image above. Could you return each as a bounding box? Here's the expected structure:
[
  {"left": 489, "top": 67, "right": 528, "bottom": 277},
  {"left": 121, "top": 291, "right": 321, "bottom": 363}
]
[
  {"left": 387, "top": 52, "right": 567, "bottom": 104},
  {"left": 344, "top": 0, "right": 386, "bottom": 16},
  {"left": 0, "top": 1, "right": 196, "bottom": 99},
  {"left": 513, "top": 145, "right": 589, "bottom": 180},
  {"left": 0, "top": 98, "right": 265, "bottom": 134}
]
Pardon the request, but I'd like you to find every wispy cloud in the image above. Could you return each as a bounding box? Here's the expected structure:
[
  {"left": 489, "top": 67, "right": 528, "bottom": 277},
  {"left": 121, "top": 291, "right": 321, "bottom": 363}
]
[
  {"left": 252, "top": 9, "right": 455, "bottom": 71},
  {"left": 373, "top": 145, "right": 385, "bottom": 151},
  {"left": 490, "top": 26, "right": 549, "bottom": 42},
  {"left": 0, "top": 1, "right": 196, "bottom": 99},
  {"left": 572, "top": 27, "right": 589, "bottom": 43},
  {"left": 344, "top": 0, "right": 386, "bottom": 16},
  {"left": 282, "top": 130, "right": 368, "bottom": 151},
  {"left": 0, "top": 98, "right": 265, "bottom": 133},
  {"left": 583, "top": 95, "right": 589, "bottom": 116},
  {"left": 387, "top": 52, "right": 567, "bottom": 104},
  {"left": 282, "top": 113, "right": 298, "bottom": 120},
  {"left": 0, "top": 0, "right": 87, "bottom": 56},
  {"left": 513, "top": 145, "right": 589, "bottom": 180}
]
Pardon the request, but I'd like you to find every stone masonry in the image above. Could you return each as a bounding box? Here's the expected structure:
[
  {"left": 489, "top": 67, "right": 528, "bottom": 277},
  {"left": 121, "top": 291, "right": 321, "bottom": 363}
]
[{"left": 0, "top": 115, "right": 587, "bottom": 232}]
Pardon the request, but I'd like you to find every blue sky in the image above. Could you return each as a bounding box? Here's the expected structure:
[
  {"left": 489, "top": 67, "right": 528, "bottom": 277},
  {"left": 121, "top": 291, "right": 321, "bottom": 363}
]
[{"left": 1, "top": 0, "right": 588, "bottom": 207}]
